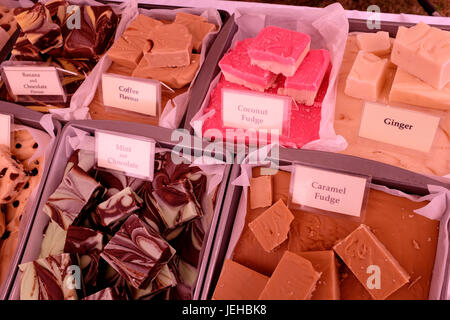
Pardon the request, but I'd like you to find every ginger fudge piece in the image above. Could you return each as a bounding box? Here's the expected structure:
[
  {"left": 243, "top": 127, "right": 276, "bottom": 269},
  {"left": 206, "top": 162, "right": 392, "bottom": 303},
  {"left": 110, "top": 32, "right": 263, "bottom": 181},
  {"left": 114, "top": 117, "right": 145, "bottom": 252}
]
[
  {"left": 356, "top": 31, "right": 391, "bottom": 55},
  {"left": 174, "top": 12, "right": 216, "bottom": 52},
  {"left": 248, "top": 26, "right": 311, "bottom": 77},
  {"left": 333, "top": 224, "right": 410, "bottom": 300},
  {"left": 218, "top": 38, "right": 277, "bottom": 92},
  {"left": 250, "top": 175, "right": 273, "bottom": 209},
  {"left": 391, "top": 22, "right": 450, "bottom": 90},
  {"left": 259, "top": 251, "right": 321, "bottom": 300},
  {"left": 344, "top": 51, "right": 389, "bottom": 102},
  {"left": 213, "top": 259, "right": 269, "bottom": 300},
  {"left": 389, "top": 67, "right": 450, "bottom": 111},
  {"left": 248, "top": 199, "right": 294, "bottom": 252},
  {"left": 278, "top": 49, "right": 331, "bottom": 106},
  {"left": 297, "top": 251, "right": 340, "bottom": 300},
  {"left": 144, "top": 23, "right": 193, "bottom": 68}
]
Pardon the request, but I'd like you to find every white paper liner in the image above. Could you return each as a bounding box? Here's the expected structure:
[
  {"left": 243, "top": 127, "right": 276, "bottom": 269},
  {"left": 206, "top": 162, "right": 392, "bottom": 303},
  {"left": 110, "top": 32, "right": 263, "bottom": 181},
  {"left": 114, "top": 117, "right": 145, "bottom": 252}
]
[
  {"left": 55, "top": 1, "right": 223, "bottom": 130},
  {"left": 190, "top": 3, "right": 349, "bottom": 152},
  {"left": 224, "top": 147, "right": 450, "bottom": 300}
]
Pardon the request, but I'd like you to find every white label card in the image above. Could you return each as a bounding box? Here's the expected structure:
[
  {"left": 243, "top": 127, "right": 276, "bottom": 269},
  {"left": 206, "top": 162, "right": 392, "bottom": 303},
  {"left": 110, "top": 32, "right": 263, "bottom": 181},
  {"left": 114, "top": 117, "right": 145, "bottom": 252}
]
[
  {"left": 290, "top": 165, "right": 368, "bottom": 217},
  {"left": 2, "top": 66, "right": 65, "bottom": 96},
  {"left": 222, "top": 88, "right": 290, "bottom": 134},
  {"left": 102, "top": 73, "right": 161, "bottom": 117},
  {"left": 0, "top": 114, "right": 11, "bottom": 148},
  {"left": 95, "top": 131, "right": 155, "bottom": 181}
]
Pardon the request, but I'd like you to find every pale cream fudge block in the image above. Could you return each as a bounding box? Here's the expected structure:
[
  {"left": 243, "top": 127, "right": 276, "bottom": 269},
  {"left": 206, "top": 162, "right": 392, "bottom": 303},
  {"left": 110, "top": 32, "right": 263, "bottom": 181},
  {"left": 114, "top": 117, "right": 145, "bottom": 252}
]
[
  {"left": 345, "top": 51, "right": 389, "bottom": 102},
  {"left": 391, "top": 22, "right": 450, "bottom": 90},
  {"left": 356, "top": 31, "right": 391, "bottom": 55},
  {"left": 389, "top": 68, "right": 450, "bottom": 111}
]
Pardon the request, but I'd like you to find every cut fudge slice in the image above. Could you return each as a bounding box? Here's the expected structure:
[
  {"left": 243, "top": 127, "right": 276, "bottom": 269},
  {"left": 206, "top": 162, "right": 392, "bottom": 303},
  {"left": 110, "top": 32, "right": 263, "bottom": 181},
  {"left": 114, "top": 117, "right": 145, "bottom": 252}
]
[
  {"left": 92, "top": 187, "right": 143, "bottom": 230},
  {"left": 344, "top": 51, "right": 389, "bottom": 102},
  {"left": 250, "top": 175, "right": 273, "bottom": 209},
  {"left": 278, "top": 49, "right": 331, "bottom": 106},
  {"left": 259, "top": 251, "right": 321, "bottom": 300},
  {"left": 143, "top": 23, "right": 193, "bottom": 68},
  {"left": 248, "top": 26, "right": 311, "bottom": 77},
  {"left": 248, "top": 199, "right": 294, "bottom": 252},
  {"left": 0, "top": 144, "right": 29, "bottom": 204},
  {"left": 333, "top": 224, "right": 410, "bottom": 300},
  {"left": 64, "top": 225, "right": 104, "bottom": 255},
  {"left": 39, "top": 220, "right": 67, "bottom": 258},
  {"left": 128, "top": 264, "right": 177, "bottom": 300},
  {"left": 100, "top": 215, "right": 175, "bottom": 289},
  {"left": 218, "top": 38, "right": 277, "bottom": 92},
  {"left": 19, "top": 253, "right": 77, "bottom": 300},
  {"left": 82, "top": 286, "right": 128, "bottom": 300},
  {"left": 391, "top": 22, "right": 450, "bottom": 90},
  {"left": 297, "top": 251, "right": 340, "bottom": 300},
  {"left": 213, "top": 259, "right": 269, "bottom": 300},
  {"left": 174, "top": 12, "right": 216, "bottom": 52},
  {"left": 356, "top": 31, "right": 391, "bottom": 55},
  {"left": 43, "top": 165, "right": 105, "bottom": 230}
]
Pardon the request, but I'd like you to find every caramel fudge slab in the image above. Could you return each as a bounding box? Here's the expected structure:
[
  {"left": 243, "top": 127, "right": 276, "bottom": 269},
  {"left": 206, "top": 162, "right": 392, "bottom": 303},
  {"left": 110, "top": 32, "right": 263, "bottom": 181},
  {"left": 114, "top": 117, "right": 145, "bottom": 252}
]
[
  {"left": 356, "top": 31, "right": 391, "bottom": 56},
  {"left": 259, "top": 251, "right": 321, "bottom": 300},
  {"left": 297, "top": 251, "right": 340, "bottom": 300},
  {"left": 334, "top": 35, "right": 449, "bottom": 176},
  {"left": 213, "top": 259, "right": 269, "bottom": 300},
  {"left": 249, "top": 175, "right": 272, "bottom": 209},
  {"left": 334, "top": 224, "right": 410, "bottom": 300}
]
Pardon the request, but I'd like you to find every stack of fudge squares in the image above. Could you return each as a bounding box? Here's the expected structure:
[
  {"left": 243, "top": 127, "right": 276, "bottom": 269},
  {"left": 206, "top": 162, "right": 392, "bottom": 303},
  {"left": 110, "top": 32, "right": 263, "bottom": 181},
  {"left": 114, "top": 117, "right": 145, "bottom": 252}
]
[
  {"left": 219, "top": 26, "right": 331, "bottom": 106},
  {"left": 345, "top": 23, "right": 450, "bottom": 109},
  {"left": 18, "top": 151, "right": 211, "bottom": 300}
]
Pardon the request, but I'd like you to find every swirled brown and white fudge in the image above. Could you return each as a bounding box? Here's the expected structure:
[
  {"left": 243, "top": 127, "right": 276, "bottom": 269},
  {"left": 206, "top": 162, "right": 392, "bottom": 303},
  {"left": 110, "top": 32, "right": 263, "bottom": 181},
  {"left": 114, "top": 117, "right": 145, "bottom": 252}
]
[{"left": 20, "top": 150, "right": 211, "bottom": 300}]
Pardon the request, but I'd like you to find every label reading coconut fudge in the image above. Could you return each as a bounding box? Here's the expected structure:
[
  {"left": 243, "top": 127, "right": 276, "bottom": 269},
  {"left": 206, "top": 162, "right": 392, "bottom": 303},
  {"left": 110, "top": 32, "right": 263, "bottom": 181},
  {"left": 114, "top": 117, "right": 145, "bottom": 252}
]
[
  {"left": 222, "top": 88, "right": 291, "bottom": 135},
  {"left": 359, "top": 102, "right": 440, "bottom": 152},
  {"left": 102, "top": 73, "right": 161, "bottom": 117},
  {"left": 289, "top": 164, "right": 369, "bottom": 218},
  {"left": 95, "top": 130, "right": 155, "bottom": 181},
  {"left": 0, "top": 114, "right": 12, "bottom": 148},
  {"left": 1, "top": 65, "right": 66, "bottom": 102}
]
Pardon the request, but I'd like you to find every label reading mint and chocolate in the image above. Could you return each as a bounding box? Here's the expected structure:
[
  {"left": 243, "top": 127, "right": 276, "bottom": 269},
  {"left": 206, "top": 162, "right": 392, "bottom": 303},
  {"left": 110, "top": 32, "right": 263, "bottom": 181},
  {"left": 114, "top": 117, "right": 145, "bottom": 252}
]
[
  {"left": 0, "top": 114, "right": 12, "bottom": 148},
  {"left": 289, "top": 165, "right": 369, "bottom": 217},
  {"left": 222, "top": 88, "right": 291, "bottom": 135},
  {"left": 1, "top": 65, "right": 66, "bottom": 102},
  {"left": 102, "top": 73, "right": 161, "bottom": 117},
  {"left": 95, "top": 130, "right": 155, "bottom": 181},
  {"left": 359, "top": 102, "right": 440, "bottom": 152}
]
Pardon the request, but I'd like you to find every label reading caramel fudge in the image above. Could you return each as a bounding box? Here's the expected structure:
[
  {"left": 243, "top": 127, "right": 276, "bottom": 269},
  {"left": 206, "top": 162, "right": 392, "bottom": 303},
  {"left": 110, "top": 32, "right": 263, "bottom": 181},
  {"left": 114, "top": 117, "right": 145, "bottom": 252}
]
[
  {"left": 95, "top": 130, "right": 155, "bottom": 181},
  {"left": 101, "top": 73, "right": 161, "bottom": 117},
  {"left": 359, "top": 102, "right": 440, "bottom": 152},
  {"left": 0, "top": 114, "right": 12, "bottom": 148},
  {"left": 222, "top": 88, "right": 291, "bottom": 135},
  {"left": 1, "top": 65, "right": 65, "bottom": 99},
  {"left": 289, "top": 164, "right": 369, "bottom": 217}
]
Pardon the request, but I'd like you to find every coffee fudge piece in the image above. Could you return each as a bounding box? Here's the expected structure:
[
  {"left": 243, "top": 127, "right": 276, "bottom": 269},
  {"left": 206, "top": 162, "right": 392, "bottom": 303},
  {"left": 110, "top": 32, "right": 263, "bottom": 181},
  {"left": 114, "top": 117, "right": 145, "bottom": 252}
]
[
  {"left": 39, "top": 220, "right": 67, "bottom": 258},
  {"left": 219, "top": 38, "right": 277, "bottom": 91},
  {"left": 278, "top": 49, "right": 331, "bottom": 106},
  {"left": 100, "top": 215, "right": 175, "bottom": 289},
  {"left": 389, "top": 67, "right": 450, "bottom": 111},
  {"left": 391, "top": 22, "right": 450, "bottom": 90},
  {"left": 213, "top": 259, "right": 269, "bottom": 300},
  {"left": 356, "top": 31, "right": 391, "bottom": 55},
  {"left": 43, "top": 165, "right": 105, "bottom": 230},
  {"left": 92, "top": 187, "right": 143, "bottom": 230},
  {"left": 143, "top": 24, "right": 193, "bottom": 68},
  {"left": 248, "top": 199, "right": 294, "bottom": 252},
  {"left": 259, "top": 251, "right": 321, "bottom": 300},
  {"left": 297, "top": 251, "right": 340, "bottom": 300},
  {"left": 0, "top": 145, "right": 29, "bottom": 204},
  {"left": 64, "top": 225, "right": 104, "bottom": 254},
  {"left": 174, "top": 12, "right": 216, "bottom": 52},
  {"left": 334, "top": 224, "right": 410, "bottom": 300},
  {"left": 19, "top": 253, "right": 77, "bottom": 300},
  {"left": 344, "top": 51, "right": 389, "bottom": 102},
  {"left": 82, "top": 286, "right": 128, "bottom": 300},
  {"left": 249, "top": 175, "right": 272, "bottom": 209},
  {"left": 248, "top": 26, "right": 311, "bottom": 77}
]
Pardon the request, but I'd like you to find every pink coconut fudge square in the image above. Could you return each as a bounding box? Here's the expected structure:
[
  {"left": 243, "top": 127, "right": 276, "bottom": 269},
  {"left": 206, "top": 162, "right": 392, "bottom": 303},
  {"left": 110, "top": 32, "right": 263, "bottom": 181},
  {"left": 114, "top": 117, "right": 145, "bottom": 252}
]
[
  {"left": 218, "top": 38, "right": 277, "bottom": 92},
  {"left": 248, "top": 26, "right": 311, "bottom": 77},
  {"left": 278, "top": 49, "right": 331, "bottom": 106}
]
